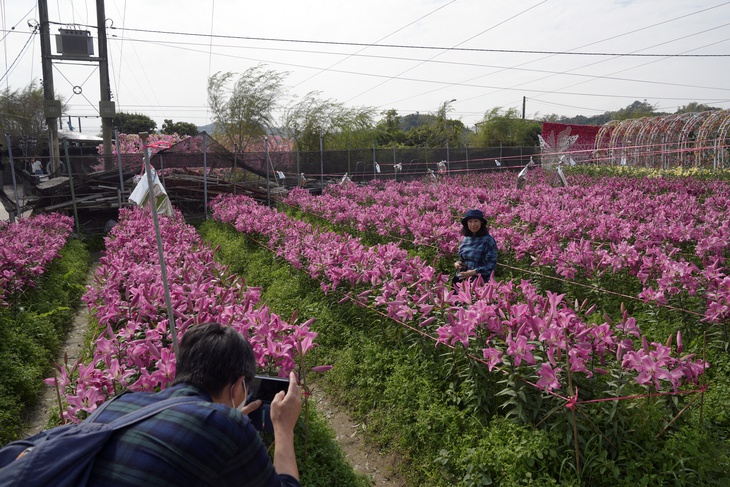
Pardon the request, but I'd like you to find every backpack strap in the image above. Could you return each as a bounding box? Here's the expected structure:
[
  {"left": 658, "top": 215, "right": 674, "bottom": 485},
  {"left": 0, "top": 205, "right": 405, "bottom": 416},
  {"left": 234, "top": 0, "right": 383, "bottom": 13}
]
[
  {"left": 87, "top": 395, "right": 203, "bottom": 431},
  {"left": 83, "top": 392, "right": 128, "bottom": 423}
]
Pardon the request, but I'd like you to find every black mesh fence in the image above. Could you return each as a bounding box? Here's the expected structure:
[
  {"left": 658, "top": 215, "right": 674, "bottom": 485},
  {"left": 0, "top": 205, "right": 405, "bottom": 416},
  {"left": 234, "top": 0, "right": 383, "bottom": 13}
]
[{"left": 14, "top": 132, "right": 539, "bottom": 187}]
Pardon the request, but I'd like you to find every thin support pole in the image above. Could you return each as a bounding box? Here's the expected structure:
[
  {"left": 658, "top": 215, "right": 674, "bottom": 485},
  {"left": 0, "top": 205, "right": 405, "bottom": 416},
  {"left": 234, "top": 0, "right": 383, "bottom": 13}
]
[
  {"left": 159, "top": 155, "right": 165, "bottom": 186},
  {"left": 372, "top": 141, "right": 376, "bottom": 181},
  {"left": 564, "top": 328, "right": 581, "bottom": 479},
  {"left": 115, "top": 128, "right": 124, "bottom": 192},
  {"left": 232, "top": 144, "right": 238, "bottom": 194},
  {"left": 62, "top": 139, "right": 81, "bottom": 235},
  {"left": 203, "top": 133, "right": 208, "bottom": 220},
  {"left": 139, "top": 132, "right": 179, "bottom": 357},
  {"left": 446, "top": 140, "right": 450, "bottom": 172},
  {"left": 4, "top": 134, "right": 20, "bottom": 221},
  {"left": 265, "top": 138, "right": 271, "bottom": 207},
  {"left": 319, "top": 130, "right": 324, "bottom": 190},
  {"left": 465, "top": 144, "right": 469, "bottom": 174},
  {"left": 700, "top": 331, "right": 706, "bottom": 427},
  {"left": 393, "top": 146, "right": 397, "bottom": 182}
]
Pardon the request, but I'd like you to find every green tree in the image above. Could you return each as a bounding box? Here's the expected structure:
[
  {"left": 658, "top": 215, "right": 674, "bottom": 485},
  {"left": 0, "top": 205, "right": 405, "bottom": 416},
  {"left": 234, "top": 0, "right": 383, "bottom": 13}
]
[
  {"left": 207, "top": 65, "right": 287, "bottom": 152},
  {"left": 431, "top": 99, "right": 465, "bottom": 148},
  {"left": 375, "top": 109, "right": 406, "bottom": 146},
  {"left": 327, "top": 105, "right": 376, "bottom": 150},
  {"left": 676, "top": 102, "right": 721, "bottom": 114},
  {"left": 161, "top": 119, "right": 199, "bottom": 136},
  {"left": 400, "top": 112, "right": 436, "bottom": 132},
  {"left": 281, "top": 91, "right": 375, "bottom": 151},
  {"left": 113, "top": 112, "right": 157, "bottom": 134},
  {"left": 612, "top": 100, "right": 657, "bottom": 120},
  {"left": 397, "top": 101, "right": 466, "bottom": 148},
  {"left": 0, "top": 81, "right": 50, "bottom": 155},
  {"left": 472, "top": 107, "right": 541, "bottom": 147}
]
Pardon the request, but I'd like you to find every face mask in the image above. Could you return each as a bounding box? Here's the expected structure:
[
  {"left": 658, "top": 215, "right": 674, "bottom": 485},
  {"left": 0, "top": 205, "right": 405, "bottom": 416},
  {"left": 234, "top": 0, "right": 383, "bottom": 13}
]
[{"left": 230, "top": 379, "right": 248, "bottom": 410}]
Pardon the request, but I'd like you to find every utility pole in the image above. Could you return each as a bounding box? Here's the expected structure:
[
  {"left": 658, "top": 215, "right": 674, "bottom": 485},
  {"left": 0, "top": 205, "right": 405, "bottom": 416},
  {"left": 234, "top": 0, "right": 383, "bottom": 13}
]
[
  {"left": 38, "top": 0, "right": 61, "bottom": 173},
  {"left": 40, "top": 0, "right": 115, "bottom": 173},
  {"left": 522, "top": 96, "right": 526, "bottom": 120},
  {"left": 96, "top": 0, "right": 114, "bottom": 170}
]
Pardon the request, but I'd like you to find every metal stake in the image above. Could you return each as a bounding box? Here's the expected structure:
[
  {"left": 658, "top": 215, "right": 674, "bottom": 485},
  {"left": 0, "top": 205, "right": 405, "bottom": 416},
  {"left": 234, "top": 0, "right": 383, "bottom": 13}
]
[{"left": 139, "top": 132, "right": 179, "bottom": 357}]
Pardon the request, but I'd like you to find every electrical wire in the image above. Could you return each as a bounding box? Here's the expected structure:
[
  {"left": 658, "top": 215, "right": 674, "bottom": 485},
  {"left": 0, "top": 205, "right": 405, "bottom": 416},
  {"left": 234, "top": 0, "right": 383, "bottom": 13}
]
[
  {"left": 293, "top": 0, "right": 457, "bottom": 88},
  {"left": 0, "top": 26, "right": 37, "bottom": 85},
  {"left": 205, "top": 0, "right": 215, "bottom": 127},
  {"left": 523, "top": 24, "right": 730, "bottom": 107},
  {"left": 52, "top": 21, "right": 730, "bottom": 58},
  {"left": 106, "top": 36, "right": 730, "bottom": 104},
  {"left": 103, "top": 36, "right": 730, "bottom": 95},
  {"left": 345, "top": 0, "right": 548, "bottom": 104},
  {"left": 380, "top": 2, "right": 730, "bottom": 115}
]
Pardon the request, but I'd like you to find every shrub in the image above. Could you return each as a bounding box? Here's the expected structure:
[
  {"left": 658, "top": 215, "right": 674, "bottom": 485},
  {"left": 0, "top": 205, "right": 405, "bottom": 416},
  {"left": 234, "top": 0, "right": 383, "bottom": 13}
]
[{"left": 0, "top": 238, "right": 90, "bottom": 444}]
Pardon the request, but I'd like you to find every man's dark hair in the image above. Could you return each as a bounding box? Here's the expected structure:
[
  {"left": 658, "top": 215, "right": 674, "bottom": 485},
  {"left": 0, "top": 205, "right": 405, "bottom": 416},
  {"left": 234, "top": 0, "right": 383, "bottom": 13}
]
[
  {"left": 172, "top": 322, "right": 255, "bottom": 396},
  {"left": 461, "top": 224, "right": 489, "bottom": 237}
]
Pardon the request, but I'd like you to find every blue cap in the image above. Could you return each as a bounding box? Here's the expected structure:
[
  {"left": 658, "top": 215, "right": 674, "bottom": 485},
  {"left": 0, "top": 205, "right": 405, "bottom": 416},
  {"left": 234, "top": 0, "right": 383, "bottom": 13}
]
[{"left": 461, "top": 209, "right": 487, "bottom": 227}]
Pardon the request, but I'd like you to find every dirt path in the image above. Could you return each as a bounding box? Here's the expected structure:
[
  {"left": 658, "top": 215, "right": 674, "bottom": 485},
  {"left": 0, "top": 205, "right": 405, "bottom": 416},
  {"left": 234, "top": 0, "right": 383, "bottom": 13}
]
[
  {"left": 21, "top": 256, "right": 409, "bottom": 486},
  {"left": 309, "top": 387, "right": 408, "bottom": 486},
  {"left": 22, "top": 260, "right": 97, "bottom": 436}
]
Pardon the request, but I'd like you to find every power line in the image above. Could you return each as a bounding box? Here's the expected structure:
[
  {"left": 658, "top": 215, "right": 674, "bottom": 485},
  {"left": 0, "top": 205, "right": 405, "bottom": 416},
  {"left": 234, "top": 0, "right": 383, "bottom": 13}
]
[
  {"left": 344, "top": 0, "right": 549, "bottom": 104},
  {"left": 526, "top": 28, "right": 730, "bottom": 109},
  {"left": 293, "top": 0, "right": 457, "bottom": 88},
  {"left": 381, "top": 3, "right": 730, "bottom": 114},
  {"left": 51, "top": 21, "right": 730, "bottom": 58},
  {"left": 113, "top": 36, "right": 730, "bottom": 103},
  {"left": 0, "top": 26, "right": 37, "bottom": 85},
  {"left": 114, "top": 35, "right": 730, "bottom": 96}
]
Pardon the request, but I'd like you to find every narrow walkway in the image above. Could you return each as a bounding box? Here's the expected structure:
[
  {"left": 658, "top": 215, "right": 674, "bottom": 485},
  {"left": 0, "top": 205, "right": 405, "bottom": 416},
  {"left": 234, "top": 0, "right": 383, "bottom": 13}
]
[
  {"left": 22, "top": 258, "right": 98, "bottom": 436},
  {"left": 310, "top": 387, "right": 408, "bottom": 486},
  {"left": 20, "top": 252, "right": 408, "bottom": 485}
]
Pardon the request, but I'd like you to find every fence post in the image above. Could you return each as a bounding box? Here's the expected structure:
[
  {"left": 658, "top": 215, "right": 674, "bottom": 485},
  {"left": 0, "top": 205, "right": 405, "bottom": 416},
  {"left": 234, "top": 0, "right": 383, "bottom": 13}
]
[
  {"left": 139, "top": 132, "right": 179, "bottom": 357},
  {"left": 62, "top": 139, "right": 81, "bottom": 234},
  {"left": 465, "top": 143, "right": 469, "bottom": 174},
  {"left": 233, "top": 144, "right": 238, "bottom": 195},
  {"left": 159, "top": 154, "right": 165, "bottom": 186},
  {"left": 115, "top": 128, "right": 124, "bottom": 192},
  {"left": 446, "top": 140, "right": 450, "bottom": 172},
  {"left": 372, "top": 141, "right": 376, "bottom": 180},
  {"left": 319, "top": 130, "right": 324, "bottom": 190},
  {"left": 4, "top": 134, "right": 20, "bottom": 221},
  {"left": 203, "top": 133, "right": 208, "bottom": 220},
  {"left": 393, "top": 146, "right": 397, "bottom": 181},
  {"left": 266, "top": 137, "right": 271, "bottom": 207}
]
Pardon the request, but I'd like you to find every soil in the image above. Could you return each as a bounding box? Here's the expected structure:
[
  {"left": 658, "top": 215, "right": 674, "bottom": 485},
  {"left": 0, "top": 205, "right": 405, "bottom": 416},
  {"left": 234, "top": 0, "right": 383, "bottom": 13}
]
[
  {"left": 309, "top": 387, "right": 408, "bottom": 486},
  {"left": 22, "top": 261, "right": 96, "bottom": 436},
  {"left": 21, "top": 258, "right": 409, "bottom": 486}
]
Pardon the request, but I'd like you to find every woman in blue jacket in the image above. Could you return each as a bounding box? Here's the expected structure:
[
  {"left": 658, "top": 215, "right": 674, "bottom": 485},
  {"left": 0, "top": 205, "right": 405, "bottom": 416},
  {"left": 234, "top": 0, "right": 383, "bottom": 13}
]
[{"left": 453, "top": 209, "right": 498, "bottom": 285}]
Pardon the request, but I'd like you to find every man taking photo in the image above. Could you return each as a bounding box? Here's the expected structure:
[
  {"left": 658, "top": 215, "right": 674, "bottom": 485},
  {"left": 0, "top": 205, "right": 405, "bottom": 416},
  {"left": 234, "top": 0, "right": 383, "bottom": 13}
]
[{"left": 87, "top": 322, "right": 302, "bottom": 486}]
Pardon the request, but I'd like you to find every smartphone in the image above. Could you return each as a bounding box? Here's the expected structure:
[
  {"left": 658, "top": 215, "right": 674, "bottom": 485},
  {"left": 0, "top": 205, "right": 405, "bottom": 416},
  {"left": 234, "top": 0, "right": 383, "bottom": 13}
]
[
  {"left": 249, "top": 375, "right": 289, "bottom": 403},
  {"left": 247, "top": 375, "right": 289, "bottom": 434}
]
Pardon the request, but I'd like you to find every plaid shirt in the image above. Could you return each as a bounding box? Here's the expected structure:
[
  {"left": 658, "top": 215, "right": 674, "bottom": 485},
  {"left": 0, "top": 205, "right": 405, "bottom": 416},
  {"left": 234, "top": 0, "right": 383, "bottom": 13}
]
[
  {"left": 88, "top": 383, "right": 300, "bottom": 487},
  {"left": 458, "top": 233, "right": 498, "bottom": 280}
]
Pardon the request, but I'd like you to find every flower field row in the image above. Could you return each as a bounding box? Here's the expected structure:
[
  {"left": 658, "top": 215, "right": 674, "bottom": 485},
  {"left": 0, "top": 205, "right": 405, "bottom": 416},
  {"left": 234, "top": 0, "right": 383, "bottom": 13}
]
[
  {"left": 50, "top": 207, "right": 316, "bottom": 422},
  {"left": 283, "top": 171, "right": 730, "bottom": 324},
  {"left": 211, "top": 194, "right": 706, "bottom": 400},
  {"left": 0, "top": 214, "right": 74, "bottom": 305}
]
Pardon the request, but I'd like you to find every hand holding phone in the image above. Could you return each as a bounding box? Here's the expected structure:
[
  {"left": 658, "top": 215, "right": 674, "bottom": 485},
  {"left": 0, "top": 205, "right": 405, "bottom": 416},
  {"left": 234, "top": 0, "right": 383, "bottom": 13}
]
[
  {"left": 247, "top": 375, "right": 290, "bottom": 433},
  {"left": 269, "top": 371, "right": 302, "bottom": 434}
]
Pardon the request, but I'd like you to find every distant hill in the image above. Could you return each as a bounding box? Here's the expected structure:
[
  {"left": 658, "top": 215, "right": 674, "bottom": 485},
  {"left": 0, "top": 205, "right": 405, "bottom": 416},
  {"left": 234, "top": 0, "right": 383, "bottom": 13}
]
[
  {"left": 195, "top": 124, "right": 287, "bottom": 136},
  {"left": 197, "top": 123, "right": 216, "bottom": 134}
]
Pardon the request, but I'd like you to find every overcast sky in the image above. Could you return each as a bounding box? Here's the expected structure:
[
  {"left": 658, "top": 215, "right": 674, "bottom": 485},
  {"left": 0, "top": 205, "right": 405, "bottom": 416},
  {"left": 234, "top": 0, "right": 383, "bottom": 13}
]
[{"left": 2, "top": 0, "right": 730, "bottom": 135}]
